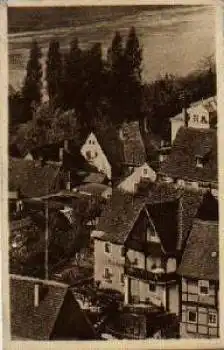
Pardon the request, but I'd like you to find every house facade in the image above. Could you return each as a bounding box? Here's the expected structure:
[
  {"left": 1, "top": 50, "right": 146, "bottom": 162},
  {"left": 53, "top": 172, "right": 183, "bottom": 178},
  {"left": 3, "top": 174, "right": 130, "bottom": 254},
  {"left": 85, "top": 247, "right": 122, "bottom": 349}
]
[
  {"left": 159, "top": 127, "right": 217, "bottom": 191},
  {"left": 91, "top": 185, "right": 202, "bottom": 315},
  {"left": 91, "top": 234, "right": 125, "bottom": 293},
  {"left": 178, "top": 220, "right": 219, "bottom": 338},
  {"left": 117, "top": 162, "right": 156, "bottom": 194},
  {"left": 81, "top": 132, "right": 112, "bottom": 180},
  {"left": 170, "top": 96, "right": 217, "bottom": 143}
]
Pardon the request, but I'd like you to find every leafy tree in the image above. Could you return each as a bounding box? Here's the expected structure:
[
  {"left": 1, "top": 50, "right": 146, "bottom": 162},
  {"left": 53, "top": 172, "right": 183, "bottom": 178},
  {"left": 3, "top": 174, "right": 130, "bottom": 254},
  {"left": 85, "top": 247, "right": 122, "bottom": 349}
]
[
  {"left": 46, "top": 39, "right": 63, "bottom": 106},
  {"left": 22, "top": 40, "right": 43, "bottom": 119}
]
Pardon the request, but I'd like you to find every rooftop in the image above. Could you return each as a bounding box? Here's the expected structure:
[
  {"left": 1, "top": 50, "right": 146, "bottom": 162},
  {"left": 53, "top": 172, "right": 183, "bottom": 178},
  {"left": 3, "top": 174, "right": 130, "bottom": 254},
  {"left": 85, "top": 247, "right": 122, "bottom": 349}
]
[
  {"left": 9, "top": 158, "right": 62, "bottom": 199},
  {"left": 159, "top": 127, "right": 217, "bottom": 184},
  {"left": 177, "top": 219, "right": 219, "bottom": 281}
]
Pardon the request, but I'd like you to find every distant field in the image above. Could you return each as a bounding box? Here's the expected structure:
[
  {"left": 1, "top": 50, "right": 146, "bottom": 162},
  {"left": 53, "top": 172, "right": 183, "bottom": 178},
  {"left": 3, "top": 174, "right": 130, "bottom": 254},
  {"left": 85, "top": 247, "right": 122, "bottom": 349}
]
[{"left": 8, "top": 5, "right": 215, "bottom": 90}]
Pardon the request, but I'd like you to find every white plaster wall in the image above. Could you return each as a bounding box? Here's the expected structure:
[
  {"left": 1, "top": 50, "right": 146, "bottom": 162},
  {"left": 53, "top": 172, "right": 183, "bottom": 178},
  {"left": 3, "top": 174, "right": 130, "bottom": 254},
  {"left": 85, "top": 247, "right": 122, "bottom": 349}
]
[{"left": 81, "top": 133, "right": 112, "bottom": 179}]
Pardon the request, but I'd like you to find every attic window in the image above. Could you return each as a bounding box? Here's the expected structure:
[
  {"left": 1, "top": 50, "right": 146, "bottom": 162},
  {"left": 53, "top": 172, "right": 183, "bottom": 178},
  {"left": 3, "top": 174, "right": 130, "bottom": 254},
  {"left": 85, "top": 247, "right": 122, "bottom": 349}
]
[
  {"left": 198, "top": 280, "right": 209, "bottom": 295},
  {"left": 193, "top": 115, "right": 199, "bottom": 123},
  {"left": 211, "top": 251, "right": 217, "bottom": 258},
  {"left": 201, "top": 116, "right": 207, "bottom": 124},
  {"left": 196, "top": 156, "right": 204, "bottom": 168},
  {"left": 104, "top": 242, "right": 111, "bottom": 254}
]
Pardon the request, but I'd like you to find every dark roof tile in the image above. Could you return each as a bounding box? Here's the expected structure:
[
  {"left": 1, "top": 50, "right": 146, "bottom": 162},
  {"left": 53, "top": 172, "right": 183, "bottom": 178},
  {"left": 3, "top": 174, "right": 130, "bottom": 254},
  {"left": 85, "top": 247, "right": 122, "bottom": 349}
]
[
  {"left": 160, "top": 127, "right": 217, "bottom": 184},
  {"left": 177, "top": 219, "right": 218, "bottom": 281},
  {"left": 9, "top": 158, "right": 61, "bottom": 198}
]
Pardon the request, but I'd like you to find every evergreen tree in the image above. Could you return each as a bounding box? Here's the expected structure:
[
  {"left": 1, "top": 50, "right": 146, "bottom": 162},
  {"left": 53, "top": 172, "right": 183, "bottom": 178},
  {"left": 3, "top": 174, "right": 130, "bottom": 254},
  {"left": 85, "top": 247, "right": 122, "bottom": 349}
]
[
  {"left": 84, "top": 43, "right": 104, "bottom": 121},
  {"left": 108, "top": 31, "right": 126, "bottom": 125},
  {"left": 63, "top": 38, "right": 83, "bottom": 110},
  {"left": 46, "top": 39, "right": 63, "bottom": 106},
  {"left": 124, "top": 27, "right": 143, "bottom": 121},
  {"left": 125, "top": 26, "right": 142, "bottom": 82},
  {"left": 22, "top": 40, "right": 42, "bottom": 119}
]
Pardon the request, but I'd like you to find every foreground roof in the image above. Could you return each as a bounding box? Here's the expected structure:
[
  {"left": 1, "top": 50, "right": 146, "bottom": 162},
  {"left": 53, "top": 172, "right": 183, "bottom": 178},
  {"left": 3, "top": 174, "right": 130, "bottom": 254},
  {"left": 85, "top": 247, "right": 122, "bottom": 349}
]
[
  {"left": 177, "top": 219, "right": 219, "bottom": 281},
  {"left": 9, "top": 158, "right": 61, "bottom": 198},
  {"left": 10, "top": 274, "right": 69, "bottom": 340},
  {"left": 10, "top": 274, "right": 98, "bottom": 340},
  {"left": 160, "top": 127, "right": 217, "bottom": 184}
]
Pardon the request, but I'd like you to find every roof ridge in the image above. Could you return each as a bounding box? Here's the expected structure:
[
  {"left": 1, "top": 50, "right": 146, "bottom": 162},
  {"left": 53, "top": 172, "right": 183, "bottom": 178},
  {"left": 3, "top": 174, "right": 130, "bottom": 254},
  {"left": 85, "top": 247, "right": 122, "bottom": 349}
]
[{"left": 10, "top": 274, "right": 69, "bottom": 288}]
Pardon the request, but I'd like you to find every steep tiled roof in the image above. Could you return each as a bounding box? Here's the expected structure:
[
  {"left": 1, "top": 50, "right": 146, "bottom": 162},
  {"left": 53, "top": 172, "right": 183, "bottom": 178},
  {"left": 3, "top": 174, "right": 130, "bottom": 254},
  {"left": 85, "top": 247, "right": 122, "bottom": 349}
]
[
  {"left": 160, "top": 127, "right": 217, "bottom": 183},
  {"left": 95, "top": 183, "right": 202, "bottom": 250},
  {"left": 146, "top": 182, "right": 203, "bottom": 251},
  {"left": 95, "top": 190, "right": 147, "bottom": 244},
  {"left": 121, "top": 121, "right": 146, "bottom": 165},
  {"left": 177, "top": 219, "right": 218, "bottom": 281},
  {"left": 10, "top": 274, "right": 69, "bottom": 340},
  {"left": 93, "top": 127, "right": 124, "bottom": 177},
  {"left": 10, "top": 274, "right": 98, "bottom": 340},
  {"left": 9, "top": 158, "right": 62, "bottom": 198}
]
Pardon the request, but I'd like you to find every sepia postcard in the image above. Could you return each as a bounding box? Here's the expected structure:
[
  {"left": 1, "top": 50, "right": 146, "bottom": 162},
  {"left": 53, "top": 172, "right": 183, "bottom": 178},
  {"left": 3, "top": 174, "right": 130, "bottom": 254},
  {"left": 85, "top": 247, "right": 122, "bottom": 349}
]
[{"left": 1, "top": 0, "right": 224, "bottom": 349}]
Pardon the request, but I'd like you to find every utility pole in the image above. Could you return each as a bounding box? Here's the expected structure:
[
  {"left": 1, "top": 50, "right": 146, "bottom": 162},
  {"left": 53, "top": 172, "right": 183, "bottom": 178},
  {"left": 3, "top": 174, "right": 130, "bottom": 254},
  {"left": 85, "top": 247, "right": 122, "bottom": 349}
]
[{"left": 45, "top": 199, "right": 49, "bottom": 280}]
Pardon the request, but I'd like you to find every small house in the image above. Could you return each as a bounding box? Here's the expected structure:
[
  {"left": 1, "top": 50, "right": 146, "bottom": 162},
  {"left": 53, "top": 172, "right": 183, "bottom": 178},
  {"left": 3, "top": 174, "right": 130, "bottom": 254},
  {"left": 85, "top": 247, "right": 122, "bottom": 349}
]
[
  {"left": 177, "top": 219, "right": 219, "bottom": 338},
  {"left": 170, "top": 96, "right": 217, "bottom": 143}
]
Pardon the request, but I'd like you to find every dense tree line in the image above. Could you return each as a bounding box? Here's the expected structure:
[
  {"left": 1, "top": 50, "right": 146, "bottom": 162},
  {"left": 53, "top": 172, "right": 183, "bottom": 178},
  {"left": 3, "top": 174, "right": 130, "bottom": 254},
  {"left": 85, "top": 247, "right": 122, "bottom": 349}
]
[{"left": 9, "top": 28, "right": 216, "bottom": 140}]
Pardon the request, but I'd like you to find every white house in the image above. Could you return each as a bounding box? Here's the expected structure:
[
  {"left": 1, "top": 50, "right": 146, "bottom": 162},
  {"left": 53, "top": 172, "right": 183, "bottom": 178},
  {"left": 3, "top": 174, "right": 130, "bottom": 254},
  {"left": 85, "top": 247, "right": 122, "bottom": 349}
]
[
  {"left": 80, "top": 132, "right": 112, "bottom": 180},
  {"left": 170, "top": 96, "right": 217, "bottom": 143},
  {"left": 117, "top": 162, "right": 156, "bottom": 194}
]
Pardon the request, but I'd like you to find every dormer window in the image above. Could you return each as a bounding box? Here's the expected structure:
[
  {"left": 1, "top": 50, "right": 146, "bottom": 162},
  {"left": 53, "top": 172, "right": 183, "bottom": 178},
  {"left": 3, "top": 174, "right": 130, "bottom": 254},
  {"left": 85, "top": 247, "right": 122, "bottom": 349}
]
[{"left": 196, "top": 156, "right": 204, "bottom": 168}]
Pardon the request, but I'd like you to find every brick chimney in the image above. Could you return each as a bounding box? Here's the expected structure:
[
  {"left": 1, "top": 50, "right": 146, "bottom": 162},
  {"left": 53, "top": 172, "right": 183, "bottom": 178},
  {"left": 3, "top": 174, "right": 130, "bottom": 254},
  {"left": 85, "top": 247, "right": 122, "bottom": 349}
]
[
  {"left": 64, "top": 139, "right": 69, "bottom": 152},
  {"left": 59, "top": 147, "right": 64, "bottom": 163},
  {"left": 34, "top": 284, "right": 40, "bottom": 307}
]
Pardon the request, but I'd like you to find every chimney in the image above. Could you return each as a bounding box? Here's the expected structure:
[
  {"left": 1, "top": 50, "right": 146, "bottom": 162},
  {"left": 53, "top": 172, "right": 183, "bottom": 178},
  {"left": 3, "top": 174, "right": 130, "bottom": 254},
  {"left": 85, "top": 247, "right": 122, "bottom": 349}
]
[
  {"left": 64, "top": 139, "right": 69, "bottom": 152},
  {"left": 59, "top": 147, "right": 64, "bottom": 163},
  {"left": 34, "top": 284, "right": 40, "bottom": 307},
  {"left": 143, "top": 117, "right": 149, "bottom": 133},
  {"left": 66, "top": 171, "right": 71, "bottom": 191},
  {"left": 182, "top": 107, "right": 189, "bottom": 127}
]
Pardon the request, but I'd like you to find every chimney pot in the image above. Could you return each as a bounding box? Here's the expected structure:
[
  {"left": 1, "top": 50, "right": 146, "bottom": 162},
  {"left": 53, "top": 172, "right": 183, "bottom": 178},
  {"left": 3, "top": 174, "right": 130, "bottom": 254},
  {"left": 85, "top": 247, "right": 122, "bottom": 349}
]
[
  {"left": 59, "top": 148, "right": 64, "bottom": 162},
  {"left": 34, "top": 284, "right": 39, "bottom": 307},
  {"left": 64, "top": 140, "right": 69, "bottom": 152}
]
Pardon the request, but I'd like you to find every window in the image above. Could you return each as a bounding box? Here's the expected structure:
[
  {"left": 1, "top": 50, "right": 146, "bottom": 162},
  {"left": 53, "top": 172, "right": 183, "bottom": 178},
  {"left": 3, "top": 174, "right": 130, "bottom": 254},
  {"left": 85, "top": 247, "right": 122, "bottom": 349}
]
[
  {"left": 104, "top": 242, "right": 111, "bottom": 254},
  {"left": 188, "top": 310, "right": 197, "bottom": 323},
  {"left": 193, "top": 115, "right": 199, "bottom": 123},
  {"left": 198, "top": 280, "right": 209, "bottom": 295},
  {"left": 133, "top": 258, "right": 138, "bottom": 266},
  {"left": 104, "top": 268, "right": 112, "bottom": 282},
  {"left": 201, "top": 116, "right": 207, "bottom": 124},
  {"left": 196, "top": 157, "right": 203, "bottom": 168},
  {"left": 149, "top": 283, "right": 156, "bottom": 292},
  {"left": 121, "top": 246, "right": 125, "bottom": 257},
  {"left": 89, "top": 140, "right": 92, "bottom": 144},
  {"left": 143, "top": 168, "right": 148, "bottom": 176},
  {"left": 95, "top": 152, "right": 98, "bottom": 158},
  {"left": 208, "top": 312, "right": 217, "bottom": 326},
  {"left": 120, "top": 273, "right": 124, "bottom": 284},
  {"left": 86, "top": 150, "right": 92, "bottom": 160}
]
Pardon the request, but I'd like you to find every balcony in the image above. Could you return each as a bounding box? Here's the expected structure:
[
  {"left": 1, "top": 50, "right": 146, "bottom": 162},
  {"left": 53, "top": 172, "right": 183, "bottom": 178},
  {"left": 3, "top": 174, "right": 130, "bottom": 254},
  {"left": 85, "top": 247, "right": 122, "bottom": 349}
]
[{"left": 125, "top": 265, "right": 177, "bottom": 284}]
